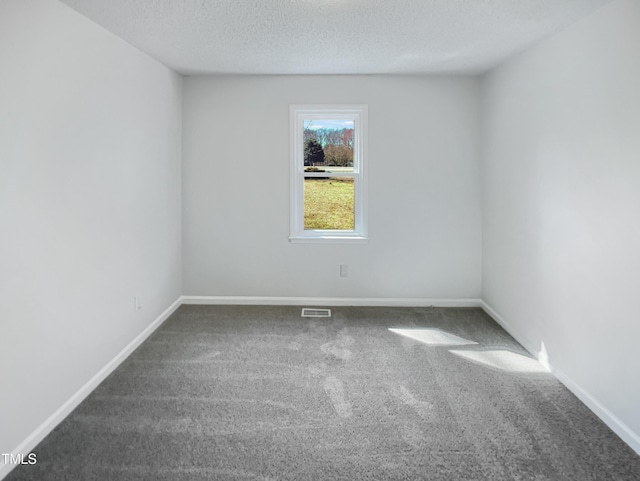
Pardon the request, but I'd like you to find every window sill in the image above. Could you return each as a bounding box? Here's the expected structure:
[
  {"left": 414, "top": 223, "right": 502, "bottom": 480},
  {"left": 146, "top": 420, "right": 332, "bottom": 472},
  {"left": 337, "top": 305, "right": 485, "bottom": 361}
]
[{"left": 289, "top": 235, "right": 369, "bottom": 244}]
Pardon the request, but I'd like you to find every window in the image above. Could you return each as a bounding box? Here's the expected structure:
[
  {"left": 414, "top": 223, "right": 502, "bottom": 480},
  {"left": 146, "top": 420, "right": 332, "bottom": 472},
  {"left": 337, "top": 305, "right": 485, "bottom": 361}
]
[{"left": 289, "top": 104, "right": 368, "bottom": 243}]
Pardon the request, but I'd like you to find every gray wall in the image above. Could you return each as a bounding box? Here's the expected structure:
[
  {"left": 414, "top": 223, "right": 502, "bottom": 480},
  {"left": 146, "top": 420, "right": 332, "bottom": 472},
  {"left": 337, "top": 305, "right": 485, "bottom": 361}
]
[
  {"left": 182, "top": 75, "right": 482, "bottom": 301},
  {"left": 0, "top": 0, "right": 182, "bottom": 460},
  {"left": 481, "top": 0, "right": 640, "bottom": 450}
]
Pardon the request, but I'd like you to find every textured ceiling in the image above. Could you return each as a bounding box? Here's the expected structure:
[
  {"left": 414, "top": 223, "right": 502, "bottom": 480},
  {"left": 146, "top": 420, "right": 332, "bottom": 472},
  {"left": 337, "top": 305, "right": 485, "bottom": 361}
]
[{"left": 59, "top": 0, "right": 611, "bottom": 75}]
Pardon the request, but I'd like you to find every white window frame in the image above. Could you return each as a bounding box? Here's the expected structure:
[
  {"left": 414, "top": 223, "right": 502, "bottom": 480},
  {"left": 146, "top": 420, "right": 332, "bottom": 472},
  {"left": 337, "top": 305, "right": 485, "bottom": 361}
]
[{"left": 289, "top": 104, "right": 368, "bottom": 244}]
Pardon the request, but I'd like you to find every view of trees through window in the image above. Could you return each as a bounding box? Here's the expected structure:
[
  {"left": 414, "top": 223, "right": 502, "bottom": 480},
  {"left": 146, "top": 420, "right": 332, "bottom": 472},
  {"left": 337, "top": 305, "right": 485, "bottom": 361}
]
[
  {"left": 302, "top": 119, "right": 356, "bottom": 230},
  {"left": 303, "top": 120, "right": 354, "bottom": 168}
]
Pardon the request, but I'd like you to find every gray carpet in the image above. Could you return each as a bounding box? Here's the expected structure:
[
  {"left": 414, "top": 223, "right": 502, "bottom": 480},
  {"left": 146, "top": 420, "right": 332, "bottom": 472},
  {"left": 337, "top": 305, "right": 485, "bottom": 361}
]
[{"left": 6, "top": 306, "right": 640, "bottom": 480}]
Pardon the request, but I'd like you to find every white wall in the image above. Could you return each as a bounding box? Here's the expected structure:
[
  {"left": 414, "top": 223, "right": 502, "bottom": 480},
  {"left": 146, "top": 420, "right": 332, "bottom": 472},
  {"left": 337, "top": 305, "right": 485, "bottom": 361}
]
[
  {"left": 183, "top": 75, "right": 481, "bottom": 301},
  {"left": 0, "top": 0, "right": 182, "bottom": 463},
  {"left": 481, "top": 0, "right": 640, "bottom": 451}
]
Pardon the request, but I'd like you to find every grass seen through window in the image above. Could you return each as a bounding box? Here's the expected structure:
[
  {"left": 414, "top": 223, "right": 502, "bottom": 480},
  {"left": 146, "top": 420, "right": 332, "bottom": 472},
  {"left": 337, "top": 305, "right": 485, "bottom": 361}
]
[{"left": 304, "top": 177, "right": 354, "bottom": 230}]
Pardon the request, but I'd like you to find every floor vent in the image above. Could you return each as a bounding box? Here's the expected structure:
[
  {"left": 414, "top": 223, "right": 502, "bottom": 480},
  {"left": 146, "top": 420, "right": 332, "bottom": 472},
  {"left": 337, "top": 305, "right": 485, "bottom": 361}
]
[{"left": 301, "top": 308, "right": 332, "bottom": 318}]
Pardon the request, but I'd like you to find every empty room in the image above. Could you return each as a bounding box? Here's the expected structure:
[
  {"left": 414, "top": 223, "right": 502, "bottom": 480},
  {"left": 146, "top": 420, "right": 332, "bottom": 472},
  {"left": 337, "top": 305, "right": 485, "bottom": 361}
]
[{"left": 1, "top": 0, "right": 639, "bottom": 479}]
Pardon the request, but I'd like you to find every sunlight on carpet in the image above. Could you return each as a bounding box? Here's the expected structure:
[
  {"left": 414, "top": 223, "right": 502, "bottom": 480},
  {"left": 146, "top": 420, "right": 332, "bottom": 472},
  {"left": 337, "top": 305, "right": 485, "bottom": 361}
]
[
  {"left": 449, "top": 348, "right": 549, "bottom": 374},
  {"left": 388, "top": 328, "right": 478, "bottom": 346}
]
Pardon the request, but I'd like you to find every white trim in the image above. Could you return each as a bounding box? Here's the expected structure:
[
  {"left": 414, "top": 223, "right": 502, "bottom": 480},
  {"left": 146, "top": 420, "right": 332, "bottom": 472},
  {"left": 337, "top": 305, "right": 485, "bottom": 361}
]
[
  {"left": 480, "top": 300, "right": 640, "bottom": 456},
  {"left": 181, "top": 295, "right": 482, "bottom": 307},
  {"left": 0, "top": 297, "right": 182, "bottom": 480},
  {"left": 480, "top": 300, "right": 539, "bottom": 357},
  {"left": 289, "top": 235, "right": 369, "bottom": 244},
  {"left": 552, "top": 367, "right": 640, "bottom": 455}
]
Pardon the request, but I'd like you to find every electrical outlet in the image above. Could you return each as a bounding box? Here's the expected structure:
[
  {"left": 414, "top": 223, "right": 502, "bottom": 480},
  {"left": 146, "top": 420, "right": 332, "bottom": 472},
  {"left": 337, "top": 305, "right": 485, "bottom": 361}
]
[
  {"left": 134, "top": 296, "right": 142, "bottom": 312},
  {"left": 340, "top": 264, "right": 348, "bottom": 278}
]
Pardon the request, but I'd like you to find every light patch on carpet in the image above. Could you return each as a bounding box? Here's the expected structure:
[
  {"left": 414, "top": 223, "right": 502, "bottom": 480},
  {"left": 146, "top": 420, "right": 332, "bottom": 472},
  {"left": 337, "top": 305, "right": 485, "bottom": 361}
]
[
  {"left": 308, "top": 362, "right": 327, "bottom": 376},
  {"left": 320, "top": 330, "right": 355, "bottom": 360},
  {"left": 449, "top": 349, "right": 549, "bottom": 374},
  {"left": 392, "top": 385, "right": 436, "bottom": 421},
  {"left": 323, "top": 376, "right": 353, "bottom": 418},
  {"left": 389, "top": 328, "right": 478, "bottom": 347},
  {"left": 196, "top": 350, "right": 221, "bottom": 360},
  {"left": 399, "top": 422, "right": 425, "bottom": 448}
]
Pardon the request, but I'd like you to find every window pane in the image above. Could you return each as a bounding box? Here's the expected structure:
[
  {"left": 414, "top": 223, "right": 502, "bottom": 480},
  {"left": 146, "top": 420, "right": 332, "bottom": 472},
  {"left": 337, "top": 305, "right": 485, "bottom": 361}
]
[
  {"left": 303, "top": 119, "right": 354, "bottom": 173},
  {"left": 304, "top": 176, "right": 354, "bottom": 230}
]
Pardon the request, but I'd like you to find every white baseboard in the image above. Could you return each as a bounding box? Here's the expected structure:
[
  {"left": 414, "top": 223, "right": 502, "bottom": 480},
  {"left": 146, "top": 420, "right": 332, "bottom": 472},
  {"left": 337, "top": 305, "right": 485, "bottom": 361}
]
[
  {"left": 0, "top": 297, "right": 182, "bottom": 481},
  {"left": 181, "top": 295, "right": 482, "bottom": 308},
  {"left": 480, "top": 300, "right": 540, "bottom": 357},
  {"left": 481, "top": 300, "right": 640, "bottom": 456},
  {"left": 553, "top": 367, "right": 640, "bottom": 455}
]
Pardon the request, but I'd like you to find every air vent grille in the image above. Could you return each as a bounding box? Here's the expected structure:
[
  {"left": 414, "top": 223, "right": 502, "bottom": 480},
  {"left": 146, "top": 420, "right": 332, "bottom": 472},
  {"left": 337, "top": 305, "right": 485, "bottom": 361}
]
[{"left": 301, "top": 308, "right": 332, "bottom": 318}]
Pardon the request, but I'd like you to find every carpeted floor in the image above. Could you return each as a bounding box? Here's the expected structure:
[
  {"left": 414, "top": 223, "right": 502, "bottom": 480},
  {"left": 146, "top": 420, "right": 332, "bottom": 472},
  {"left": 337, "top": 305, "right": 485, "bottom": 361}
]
[{"left": 6, "top": 306, "right": 640, "bottom": 480}]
